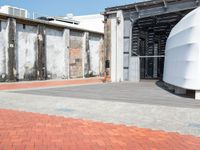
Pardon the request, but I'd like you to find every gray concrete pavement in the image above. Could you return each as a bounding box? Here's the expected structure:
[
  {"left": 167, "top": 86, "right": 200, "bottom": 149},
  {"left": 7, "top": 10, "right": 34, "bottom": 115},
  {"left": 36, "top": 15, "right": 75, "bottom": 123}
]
[
  {"left": 0, "top": 81, "right": 200, "bottom": 136},
  {"left": 12, "top": 81, "right": 200, "bottom": 108}
]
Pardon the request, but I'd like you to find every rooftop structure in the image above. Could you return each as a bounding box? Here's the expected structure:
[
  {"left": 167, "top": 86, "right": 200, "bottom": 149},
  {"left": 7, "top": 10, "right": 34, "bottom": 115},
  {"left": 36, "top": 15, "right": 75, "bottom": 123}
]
[
  {"left": 0, "top": 5, "right": 28, "bottom": 18},
  {"left": 38, "top": 14, "right": 104, "bottom": 34}
]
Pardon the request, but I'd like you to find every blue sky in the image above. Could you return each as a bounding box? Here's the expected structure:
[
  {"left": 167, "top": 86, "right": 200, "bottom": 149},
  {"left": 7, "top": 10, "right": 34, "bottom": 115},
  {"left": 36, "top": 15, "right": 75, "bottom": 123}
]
[{"left": 0, "top": 0, "right": 140, "bottom": 17}]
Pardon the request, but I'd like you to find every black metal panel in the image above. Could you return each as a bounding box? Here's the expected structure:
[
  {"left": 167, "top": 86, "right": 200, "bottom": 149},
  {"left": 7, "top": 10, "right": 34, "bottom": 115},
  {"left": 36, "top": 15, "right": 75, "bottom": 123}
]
[
  {"left": 122, "top": 0, "right": 197, "bottom": 19},
  {"left": 140, "top": 57, "right": 164, "bottom": 80},
  {"left": 131, "top": 10, "right": 192, "bottom": 80}
]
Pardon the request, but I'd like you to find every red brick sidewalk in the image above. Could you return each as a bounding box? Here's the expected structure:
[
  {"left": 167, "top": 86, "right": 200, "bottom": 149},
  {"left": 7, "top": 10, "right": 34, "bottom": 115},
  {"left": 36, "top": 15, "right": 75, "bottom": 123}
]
[
  {"left": 0, "top": 78, "right": 103, "bottom": 91},
  {"left": 0, "top": 109, "right": 200, "bottom": 150}
]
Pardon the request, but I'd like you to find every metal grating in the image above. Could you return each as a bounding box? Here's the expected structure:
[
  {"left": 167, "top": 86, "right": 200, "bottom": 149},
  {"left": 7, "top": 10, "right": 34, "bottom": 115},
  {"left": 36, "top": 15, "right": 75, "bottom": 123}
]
[{"left": 131, "top": 10, "right": 191, "bottom": 79}]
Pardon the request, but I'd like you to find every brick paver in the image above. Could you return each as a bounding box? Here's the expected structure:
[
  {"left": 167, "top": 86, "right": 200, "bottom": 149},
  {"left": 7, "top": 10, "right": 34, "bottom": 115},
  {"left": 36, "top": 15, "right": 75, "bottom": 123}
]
[
  {"left": 0, "top": 78, "right": 103, "bottom": 91},
  {"left": 0, "top": 109, "right": 200, "bottom": 150}
]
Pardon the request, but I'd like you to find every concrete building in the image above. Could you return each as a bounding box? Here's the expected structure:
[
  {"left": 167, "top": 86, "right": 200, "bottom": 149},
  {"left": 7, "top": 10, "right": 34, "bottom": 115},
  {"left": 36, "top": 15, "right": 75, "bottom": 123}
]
[
  {"left": 39, "top": 14, "right": 104, "bottom": 34},
  {"left": 66, "top": 14, "right": 104, "bottom": 33},
  {"left": 38, "top": 13, "right": 104, "bottom": 77},
  {"left": 103, "top": 0, "right": 199, "bottom": 83},
  {"left": 0, "top": 12, "right": 104, "bottom": 82}
]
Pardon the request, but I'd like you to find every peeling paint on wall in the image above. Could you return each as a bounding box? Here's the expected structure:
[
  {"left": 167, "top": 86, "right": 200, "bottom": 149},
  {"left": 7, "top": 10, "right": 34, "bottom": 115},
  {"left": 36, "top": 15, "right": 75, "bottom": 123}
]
[
  {"left": 0, "top": 14, "right": 104, "bottom": 82},
  {"left": 46, "top": 28, "right": 67, "bottom": 79},
  {"left": 7, "top": 18, "right": 17, "bottom": 81},
  {"left": 16, "top": 24, "right": 37, "bottom": 81},
  {"left": 0, "top": 20, "right": 7, "bottom": 82},
  {"left": 104, "top": 19, "right": 112, "bottom": 77},
  {"left": 89, "top": 33, "right": 102, "bottom": 76},
  {"left": 37, "top": 25, "right": 46, "bottom": 80},
  {"left": 69, "top": 30, "right": 84, "bottom": 78}
]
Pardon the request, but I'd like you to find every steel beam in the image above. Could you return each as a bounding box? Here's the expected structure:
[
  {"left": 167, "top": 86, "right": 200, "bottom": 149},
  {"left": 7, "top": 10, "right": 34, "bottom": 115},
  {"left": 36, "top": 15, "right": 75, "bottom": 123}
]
[{"left": 124, "top": 0, "right": 197, "bottom": 20}]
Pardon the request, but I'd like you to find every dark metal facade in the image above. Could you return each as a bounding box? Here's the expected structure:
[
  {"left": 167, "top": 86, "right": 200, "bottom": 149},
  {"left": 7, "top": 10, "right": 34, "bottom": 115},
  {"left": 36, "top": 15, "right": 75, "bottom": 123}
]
[{"left": 104, "top": 0, "right": 199, "bottom": 81}]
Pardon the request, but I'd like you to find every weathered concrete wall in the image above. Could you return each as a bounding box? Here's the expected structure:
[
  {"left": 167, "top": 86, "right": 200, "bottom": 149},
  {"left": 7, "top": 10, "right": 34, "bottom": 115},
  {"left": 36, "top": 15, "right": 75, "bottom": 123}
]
[
  {"left": 37, "top": 25, "right": 46, "bottom": 80},
  {"left": 110, "top": 17, "right": 117, "bottom": 82},
  {"left": 116, "top": 11, "right": 124, "bottom": 82},
  {"left": 89, "top": 33, "right": 103, "bottom": 76},
  {"left": 16, "top": 24, "right": 37, "bottom": 81},
  {"left": 98, "top": 36, "right": 104, "bottom": 76},
  {"left": 7, "top": 18, "right": 17, "bottom": 81},
  {"left": 82, "top": 32, "right": 89, "bottom": 77},
  {"left": 109, "top": 11, "right": 124, "bottom": 82},
  {"left": 0, "top": 20, "right": 8, "bottom": 82},
  {"left": 0, "top": 15, "right": 104, "bottom": 82},
  {"left": 69, "top": 30, "right": 84, "bottom": 78},
  {"left": 46, "top": 28, "right": 67, "bottom": 79},
  {"left": 104, "top": 18, "right": 112, "bottom": 77},
  {"left": 123, "top": 19, "right": 132, "bottom": 81}
]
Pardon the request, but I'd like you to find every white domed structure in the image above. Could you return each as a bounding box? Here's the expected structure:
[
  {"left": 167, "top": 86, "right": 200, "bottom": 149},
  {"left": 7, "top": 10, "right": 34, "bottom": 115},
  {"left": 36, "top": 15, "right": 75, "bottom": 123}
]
[{"left": 164, "top": 7, "right": 200, "bottom": 99}]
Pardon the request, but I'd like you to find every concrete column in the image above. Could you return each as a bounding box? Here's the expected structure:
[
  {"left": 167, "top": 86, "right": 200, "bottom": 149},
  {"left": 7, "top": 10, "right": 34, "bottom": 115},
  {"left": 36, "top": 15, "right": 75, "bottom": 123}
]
[
  {"left": 63, "top": 29, "right": 70, "bottom": 79},
  {"left": 82, "top": 32, "right": 90, "bottom": 78},
  {"left": 195, "top": 90, "right": 200, "bottom": 100},
  {"left": 36, "top": 25, "right": 46, "bottom": 80},
  {"left": 110, "top": 17, "right": 117, "bottom": 82},
  {"left": 7, "top": 18, "right": 17, "bottom": 82},
  {"left": 175, "top": 87, "right": 186, "bottom": 95},
  {"left": 123, "top": 19, "right": 132, "bottom": 81},
  {"left": 98, "top": 36, "right": 104, "bottom": 76},
  {"left": 0, "top": 20, "right": 8, "bottom": 82},
  {"left": 116, "top": 10, "right": 124, "bottom": 82},
  {"left": 104, "top": 18, "right": 111, "bottom": 78},
  {"left": 110, "top": 10, "right": 124, "bottom": 82}
]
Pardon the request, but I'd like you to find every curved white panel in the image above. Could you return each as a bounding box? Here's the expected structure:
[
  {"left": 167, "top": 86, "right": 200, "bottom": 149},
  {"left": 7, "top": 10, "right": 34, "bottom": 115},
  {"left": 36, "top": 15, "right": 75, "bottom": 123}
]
[{"left": 164, "top": 7, "right": 200, "bottom": 90}]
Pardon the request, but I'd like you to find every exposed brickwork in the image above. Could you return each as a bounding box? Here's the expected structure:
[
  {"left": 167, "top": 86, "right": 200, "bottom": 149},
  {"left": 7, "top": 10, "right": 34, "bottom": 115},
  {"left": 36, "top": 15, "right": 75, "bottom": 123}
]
[
  {"left": 0, "top": 109, "right": 200, "bottom": 150},
  {"left": 69, "top": 30, "right": 84, "bottom": 79},
  {"left": 69, "top": 48, "right": 83, "bottom": 78},
  {"left": 0, "top": 77, "right": 103, "bottom": 91}
]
